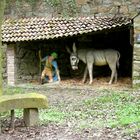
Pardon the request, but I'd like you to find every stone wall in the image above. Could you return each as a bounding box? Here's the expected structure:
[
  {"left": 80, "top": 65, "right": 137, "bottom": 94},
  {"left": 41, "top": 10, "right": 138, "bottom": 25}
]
[
  {"left": 76, "top": 0, "right": 140, "bottom": 17},
  {"left": 4, "top": 0, "right": 140, "bottom": 19},
  {"left": 133, "top": 15, "right": 140, "bottom": 88},
  {"left": 15, "top": 42, "right": 40, "bottom": 84}
]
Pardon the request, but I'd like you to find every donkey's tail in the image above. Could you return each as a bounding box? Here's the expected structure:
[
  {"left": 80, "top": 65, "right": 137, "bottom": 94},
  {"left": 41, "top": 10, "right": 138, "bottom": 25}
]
[{"left": 117, "top": 51, "right": 120, "bottom": 68}]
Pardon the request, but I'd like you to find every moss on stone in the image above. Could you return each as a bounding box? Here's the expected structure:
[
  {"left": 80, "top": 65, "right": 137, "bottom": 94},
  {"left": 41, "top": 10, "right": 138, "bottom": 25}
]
[{"left": 0, "top": 93, "right": 48, "bottom": 112}]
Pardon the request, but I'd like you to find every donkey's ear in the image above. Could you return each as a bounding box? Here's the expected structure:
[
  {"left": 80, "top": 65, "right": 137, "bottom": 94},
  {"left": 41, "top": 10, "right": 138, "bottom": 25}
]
[
  {"left": 73, "top": 43, "right": 77, "bottom": 53},
  {"left": 66, "top": 46, "right": 71, "bottom": 54}
]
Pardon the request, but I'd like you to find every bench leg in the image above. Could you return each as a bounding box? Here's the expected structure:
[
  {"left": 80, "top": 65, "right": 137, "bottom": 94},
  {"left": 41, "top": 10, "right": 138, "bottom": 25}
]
[
  {"left": 10, "top": 110, "right": 15, "bottom": 129},
  {"left": 23, "top": 108, "right": 39, "bottom": 127}
]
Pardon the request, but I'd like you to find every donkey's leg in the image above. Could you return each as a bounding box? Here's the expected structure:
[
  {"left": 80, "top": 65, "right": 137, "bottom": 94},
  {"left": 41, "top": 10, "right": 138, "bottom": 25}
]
[
  {"left": 82, "top": 66, "right": 88, "bottom": 83},
  {"left": 87, "top": 62, "right": 93, "bottom": 84},
  {"left": 108, "top": 65, "right": 116, "bottom": 84},
  {"left": 109, "top": 70, "right": 115, "bottom": 84},
  {"left": 114, "top": 70, "right": 118, "bottom": 83}
]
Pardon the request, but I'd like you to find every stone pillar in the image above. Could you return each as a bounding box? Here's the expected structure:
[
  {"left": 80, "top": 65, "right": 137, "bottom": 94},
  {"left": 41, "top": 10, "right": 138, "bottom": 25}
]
[
  {"left": 133, "top": 14, "right": 140, "bottom": 88},
  {"left": 7, "top": 44, "right": 15, "bottom": 86},
  {"left": 23, "top": 108, "right": 39, "bottom": 126}
]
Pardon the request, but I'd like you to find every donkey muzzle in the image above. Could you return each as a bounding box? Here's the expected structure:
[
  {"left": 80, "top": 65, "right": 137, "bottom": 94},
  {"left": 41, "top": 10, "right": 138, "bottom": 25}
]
[{"left": 72, "top": 65, "right": 78, "bottom": 70}]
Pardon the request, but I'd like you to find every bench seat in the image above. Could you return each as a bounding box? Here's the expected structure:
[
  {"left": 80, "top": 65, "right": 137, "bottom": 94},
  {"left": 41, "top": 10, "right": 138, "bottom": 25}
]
[{"left": 0, "top": 93, "right": 48, "bottom": 112}]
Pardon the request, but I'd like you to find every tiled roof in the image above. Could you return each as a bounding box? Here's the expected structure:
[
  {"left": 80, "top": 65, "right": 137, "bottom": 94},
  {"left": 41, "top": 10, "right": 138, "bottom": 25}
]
[{"left": 2, "top": 16, "right": 132, "bottom": 42}]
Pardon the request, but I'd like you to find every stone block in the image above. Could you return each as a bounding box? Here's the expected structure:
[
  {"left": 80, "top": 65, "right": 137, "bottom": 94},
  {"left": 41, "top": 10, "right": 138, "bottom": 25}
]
[
  {"left": 94, "top": 0, "right": 103, "bottom": 5},
  {"left": 120, "top": 5, "right": 129, "bottom": 14},
  {"left": 81, "top": 4, "right": 91, "bottom": 15},
  {"left": 134, "top": 17, "right": 140, "bottom": 23},
  {"left": 128, "top": 5, "right": 137, "bottom": 13},
  {"left": 97, "top": 5, "right": 111, "bottom": 13},
  {"left": 133, "top": 71, "right": 140, "bottom": 77},
  {"left": 134, "top": 47, "right": 140, "bottom": 52},
  {"left": 23, "top": 108, "right": 39, "bottom": 126},
  {"left": 134, "top": 55, "right": 140, "bottom": 61},
  {"left": 134, "top": 44, "right": 140, "bottom": 48},
  {"left": 132, "top": 0, "right": 139, "bottom": 4},
  {"left": 7, "top": 72, "right": 15, "bottom": 77},
  {"left": 113, "top": 1, "right": 121, "bottom": 6},
  {"left": 102, "top": 0, "right": 112, "bottom": 5},
  {"left": 7, "top": 67, "right": 15, "bottom": 72},
  {"left": 133, "top": 60, "right": 140, "bottom": 64},
  {"left": 133, "top": 79, "right": 140, "bottom": 85},
  {"left": 134, "top": 28, "right": 140, "bottom": 33},
  {"left": 133, "top": 63, "right": 140, "bottom": 71}
]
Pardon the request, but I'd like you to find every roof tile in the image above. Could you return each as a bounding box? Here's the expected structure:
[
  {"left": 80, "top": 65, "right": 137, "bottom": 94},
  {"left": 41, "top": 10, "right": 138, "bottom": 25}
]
[{"left": 2, "top": 16, "right": 132, "bottom": 42}]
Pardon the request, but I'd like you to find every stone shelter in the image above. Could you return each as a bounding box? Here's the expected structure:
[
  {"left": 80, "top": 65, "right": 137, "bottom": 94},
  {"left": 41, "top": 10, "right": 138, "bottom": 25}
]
[{"left": 2, "top": 14, "right": 139, "bottom": 87}]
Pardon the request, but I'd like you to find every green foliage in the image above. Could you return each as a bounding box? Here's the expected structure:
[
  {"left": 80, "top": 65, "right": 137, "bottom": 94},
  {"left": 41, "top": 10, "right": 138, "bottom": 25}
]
[
  {"left": 4, "top": 87, "right": 26, "bottom": 95},
  {"left": 45, "top": 0, "right": 61, "bottom": 7},
  {"left": 63, "top": 0, "right": 77, "bottom": 17},
  {"left": 108, "top": 102, "right": 140, "bottom": 127},
  {"left": 0, "top": 109, "right": 22, "bottom": 119},
  {"left": 39, "top": 108, "right": 66, "bottom": 124},
  {"left": 26, "top": 0, "right": 39, "bottom": 9},
  {"left": 45, "top": 0, "right": 77, "bottom": 17}
]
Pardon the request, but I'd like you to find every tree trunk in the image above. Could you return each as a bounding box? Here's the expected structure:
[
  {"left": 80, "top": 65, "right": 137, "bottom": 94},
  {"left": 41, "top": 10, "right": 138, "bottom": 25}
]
[{"left": 0, "top": 0, "right": 5, "bottom": 96}]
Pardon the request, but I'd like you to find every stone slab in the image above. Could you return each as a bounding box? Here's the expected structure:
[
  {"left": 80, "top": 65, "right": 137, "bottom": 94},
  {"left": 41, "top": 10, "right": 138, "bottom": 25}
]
[{"left": 0, "top": 93, "right": 48, "bottom": 112}]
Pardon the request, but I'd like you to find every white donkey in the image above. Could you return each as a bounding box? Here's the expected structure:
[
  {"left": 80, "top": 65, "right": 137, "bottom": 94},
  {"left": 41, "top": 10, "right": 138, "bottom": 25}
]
[{"left": 66, "top": 43, "right": 120, "bottom": 84}]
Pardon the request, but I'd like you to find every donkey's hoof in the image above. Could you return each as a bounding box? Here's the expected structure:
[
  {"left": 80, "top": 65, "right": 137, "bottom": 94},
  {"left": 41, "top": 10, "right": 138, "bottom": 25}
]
[
  {"left": 89, "top": 81, "right": 92, "bottom": 85},
  {"left": 82, "top": 80, "right": 85, "bottom": 83}
]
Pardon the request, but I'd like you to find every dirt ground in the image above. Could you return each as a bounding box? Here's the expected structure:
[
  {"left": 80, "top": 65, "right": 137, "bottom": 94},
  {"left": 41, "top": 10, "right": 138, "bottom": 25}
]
[
  {"left": 0, "top": 77, "right": 136, "bottom": 140},
  {"left": 60, "top": 77, "right": 132, "bottom": 89},
  {"left": 30, "top": 76, "right": 132, "bottom": 90}
]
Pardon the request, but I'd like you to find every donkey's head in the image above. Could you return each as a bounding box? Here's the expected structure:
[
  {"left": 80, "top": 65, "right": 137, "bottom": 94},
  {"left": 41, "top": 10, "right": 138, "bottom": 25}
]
[{"left": 66, "top": 43, "right": 79, "bottom": 70}]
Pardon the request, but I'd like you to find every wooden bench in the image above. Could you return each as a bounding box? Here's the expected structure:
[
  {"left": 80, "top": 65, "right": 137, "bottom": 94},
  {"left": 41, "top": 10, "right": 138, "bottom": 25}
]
[{"left": 0, "top": 93, "right": 48, "bottom": 128}]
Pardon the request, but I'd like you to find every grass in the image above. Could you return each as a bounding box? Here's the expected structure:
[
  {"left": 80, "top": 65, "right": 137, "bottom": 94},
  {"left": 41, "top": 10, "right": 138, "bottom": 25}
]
[
  {"left": 3, "top": 86, "right": 29, "bottom": 95},
  {"left": 1, "top": 87, "right": 140, "bottom": 136},
  {"left": 38, "top": 90, "right": 140, "bottom": 135},
  {"left": 39, "top": 107, "right": 66, "bottom": 124}
]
